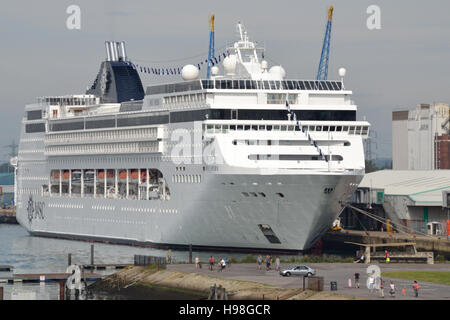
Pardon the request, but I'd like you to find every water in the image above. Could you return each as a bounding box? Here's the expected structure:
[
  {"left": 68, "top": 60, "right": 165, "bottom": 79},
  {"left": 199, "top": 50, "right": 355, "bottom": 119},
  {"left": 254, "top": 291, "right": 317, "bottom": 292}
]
[{"left": 0, "top": 224, "right": 254, "bottom": 300}]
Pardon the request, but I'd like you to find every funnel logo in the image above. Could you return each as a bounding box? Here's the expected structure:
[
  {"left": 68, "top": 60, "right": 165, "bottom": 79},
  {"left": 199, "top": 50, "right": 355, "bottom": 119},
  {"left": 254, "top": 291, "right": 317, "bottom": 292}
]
[{"left": 26, "top": 195, "right": 45, "bottom": 225}]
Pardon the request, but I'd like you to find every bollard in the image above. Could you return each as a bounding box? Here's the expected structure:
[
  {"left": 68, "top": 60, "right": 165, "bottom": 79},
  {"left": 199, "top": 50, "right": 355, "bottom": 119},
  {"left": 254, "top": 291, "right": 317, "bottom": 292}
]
[
  {"left": 59, "top": 280, "right": 65, "bottom": 300},
  {"left": 0, "top": 287, "right": 3, "bottom": 300},
  {"left": 90, "top": 244, "right": 94, "bottom": 266},
  {"left": 68, "top": 253, "right": 72, "bottom": 266}
]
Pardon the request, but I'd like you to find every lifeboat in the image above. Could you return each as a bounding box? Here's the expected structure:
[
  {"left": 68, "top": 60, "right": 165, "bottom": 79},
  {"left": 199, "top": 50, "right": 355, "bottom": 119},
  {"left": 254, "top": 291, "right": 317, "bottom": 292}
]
[
  {"left": 140, "top": 171, "right": 146, "bottom": 183},
  {"left": 130, "top": 170, "right": 139, "bottom": 180},
  {"left": 98, "top": 170, "right": 105, "bottom": 179},
  {"left": 63, "top": 170, "right": 70, "bottom": 179},
  {"left": 106, "top": 170, "right": 114, "bottom": 178},
  {"left": 119, "top": 170, "right": 127, "bottom": 179},
  {"left": 52, "top": 171, "right": 60, "bottom": 179}
]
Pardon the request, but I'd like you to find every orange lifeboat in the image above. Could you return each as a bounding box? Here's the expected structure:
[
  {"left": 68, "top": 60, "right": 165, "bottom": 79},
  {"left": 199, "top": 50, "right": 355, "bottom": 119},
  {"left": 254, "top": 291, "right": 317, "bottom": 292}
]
[
  {"left": 119, "top": 170, "right": 127, "bottom": 179},
  {"left": 98, "top": 170, "right": 105, "bottom": 179},
  {"left": 140, "top": 171, "right": 147, "bottom": 183},
  {"left": 130, "top": 170, "right": 139, "bottom": 180},
  {"left": 63, "top": 171, "right": 70, "bottom": 179},
  {"left": 52, "top": 171, "right": 60, "bottom": 179},
  {"left": 106, "top": 170, "right": 114, "bottom": 178}
]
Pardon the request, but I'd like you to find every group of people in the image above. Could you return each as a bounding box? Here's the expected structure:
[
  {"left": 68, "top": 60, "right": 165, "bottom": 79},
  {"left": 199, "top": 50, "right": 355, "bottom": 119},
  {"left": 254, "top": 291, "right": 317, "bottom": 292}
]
[
  {"left": 194, "top": 256, "right": 230, "bottom": 272},
  {"left": 354, "top": 271, "right": 421, "bottom": 298},
  {"left": 257, "top": 255, "right": 281, "bottom": 271}
]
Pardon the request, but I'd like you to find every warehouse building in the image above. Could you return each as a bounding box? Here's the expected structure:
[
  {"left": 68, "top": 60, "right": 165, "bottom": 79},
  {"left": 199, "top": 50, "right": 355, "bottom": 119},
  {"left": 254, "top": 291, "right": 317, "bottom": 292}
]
[{"left": 347, "top": 170, "right": 450, "bottom": 236}]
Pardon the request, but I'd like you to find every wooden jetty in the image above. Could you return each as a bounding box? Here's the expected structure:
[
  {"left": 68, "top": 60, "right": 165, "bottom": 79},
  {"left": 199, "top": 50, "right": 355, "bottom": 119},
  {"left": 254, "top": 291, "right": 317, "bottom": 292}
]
[
  {"left": 1, "top": 272, "right": 103, "bottom": 284},
  {"left": 81, "top": 263, "right": 132, "bottom": 271}
]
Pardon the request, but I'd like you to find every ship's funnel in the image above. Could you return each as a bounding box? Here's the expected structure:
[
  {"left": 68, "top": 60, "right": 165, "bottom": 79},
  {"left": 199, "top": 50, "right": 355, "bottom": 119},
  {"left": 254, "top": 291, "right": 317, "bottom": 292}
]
[{"left": 105, "top": 41, "right": 128, "bottom": 62}]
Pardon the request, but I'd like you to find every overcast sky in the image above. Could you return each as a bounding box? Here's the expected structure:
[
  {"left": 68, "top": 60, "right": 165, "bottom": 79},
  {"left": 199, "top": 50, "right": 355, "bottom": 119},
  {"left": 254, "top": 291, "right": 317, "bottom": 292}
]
[{"left": 1, "top": 0, "right": 449, "bottom": 161}]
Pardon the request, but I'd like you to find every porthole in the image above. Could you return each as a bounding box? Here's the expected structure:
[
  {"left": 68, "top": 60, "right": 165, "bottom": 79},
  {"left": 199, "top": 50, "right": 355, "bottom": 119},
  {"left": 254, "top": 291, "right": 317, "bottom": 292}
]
[{"left": 276, "top": 193, "right": 285, "bottom": 198}]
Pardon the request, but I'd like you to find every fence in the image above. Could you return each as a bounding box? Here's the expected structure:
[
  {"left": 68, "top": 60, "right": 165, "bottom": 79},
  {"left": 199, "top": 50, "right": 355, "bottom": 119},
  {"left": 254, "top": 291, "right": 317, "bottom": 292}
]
[{"left": 134, "top": 255, "right": 167, "bottom": 269}]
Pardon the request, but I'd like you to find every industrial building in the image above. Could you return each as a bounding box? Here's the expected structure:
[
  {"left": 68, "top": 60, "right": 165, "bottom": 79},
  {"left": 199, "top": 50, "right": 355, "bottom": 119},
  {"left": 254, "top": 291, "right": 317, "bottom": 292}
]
[
  {"left": 0, "top": 172, "right": 14, "bottom": 208},
  {"left": 392, "top": 102, "right": 450, "bottom": 170},
  {"left": 346, "top": 170, "right": 450, "bottom": 236}
]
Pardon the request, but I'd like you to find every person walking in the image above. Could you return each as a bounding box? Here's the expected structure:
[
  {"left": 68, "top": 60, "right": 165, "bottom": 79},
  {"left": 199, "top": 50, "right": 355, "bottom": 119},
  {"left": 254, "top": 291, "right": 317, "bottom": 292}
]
[
  {"left": 413, "top": 281, "right": 420, "bottom": 298},
  {"left": 368, "top": 275, "right": 375, "bottom": 293},
  {"left": 195, "top": 256, "right": 200, "bottom": 269},
  {"left": 275, "top": 256, "right": 280, "bottom": 271},
  {"left": 379, "top": 279, "right": 385, "bottom": 298},
  {"left": 389, "top": 281, "right": 395, "bottom": 298},
  {"left": 257, "top": 255, "right": 263, "bottom": 270},
  {"left": 354, "top": 272, "right": 360, "bottom": 288},
  {"left": 265, "top": 255, "right": 272, "bottom": 271},
  {"left": 209, "top": 256, "right": 215, "bottom": 271},
  {"left": 385, "top": 250, "right": 390, "bottom": 263}
]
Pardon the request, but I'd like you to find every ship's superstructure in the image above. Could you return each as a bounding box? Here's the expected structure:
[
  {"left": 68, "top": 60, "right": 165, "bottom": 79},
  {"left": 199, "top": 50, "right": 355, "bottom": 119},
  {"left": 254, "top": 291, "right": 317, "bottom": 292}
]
[{"left": 15, "top": 24, "right": 370, "bottom": 252}]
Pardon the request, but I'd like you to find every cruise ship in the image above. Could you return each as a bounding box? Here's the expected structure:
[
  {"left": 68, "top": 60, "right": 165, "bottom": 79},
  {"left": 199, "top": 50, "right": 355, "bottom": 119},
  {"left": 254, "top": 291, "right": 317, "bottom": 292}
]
[{"left": 14, "top": 23, "right": 370, "bottom": 252}]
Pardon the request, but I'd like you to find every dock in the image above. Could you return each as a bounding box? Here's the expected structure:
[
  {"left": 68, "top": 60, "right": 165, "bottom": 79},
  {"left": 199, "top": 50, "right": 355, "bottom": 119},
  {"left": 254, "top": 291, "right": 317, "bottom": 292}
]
[
  {"left": 0, "top": 208, "right": 16, "bottom": 224},
  {"left": 0, "top": 272, "right": 103, "bottom": 284},
  {"left": 81, "top": 264, "right": 132, "bottom": 271}
]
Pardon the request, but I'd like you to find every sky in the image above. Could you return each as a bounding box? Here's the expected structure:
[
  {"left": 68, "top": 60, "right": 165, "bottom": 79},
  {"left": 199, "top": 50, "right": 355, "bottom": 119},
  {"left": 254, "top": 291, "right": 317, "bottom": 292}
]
[{"left": 1, "top": 0, "right": 449, "bottom": 161}]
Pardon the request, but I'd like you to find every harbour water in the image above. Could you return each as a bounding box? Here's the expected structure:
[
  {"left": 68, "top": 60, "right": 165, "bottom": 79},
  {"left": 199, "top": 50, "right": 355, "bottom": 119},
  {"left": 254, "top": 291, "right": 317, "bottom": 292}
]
[{"left": 0, "top": 224, "right": 252, "bottom": 300}]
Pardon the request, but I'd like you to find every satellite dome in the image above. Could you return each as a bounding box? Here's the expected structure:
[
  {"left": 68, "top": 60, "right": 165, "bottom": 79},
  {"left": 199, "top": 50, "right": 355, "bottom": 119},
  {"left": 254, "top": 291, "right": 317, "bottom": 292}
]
[
  {"left": 269, "top": 66, "right": 286, "bottom": 79},
  {"left": 181, "top": 64, "right": 199, "bottom": 81},
  {"left": 211, "top": 66, "right": 219, "bottom": 76},
  {"left": 339, "top": 67, "right": 346, "bottom": 77},
  {"left": 223, "top": 55, "right": 237, "bottom": 75}
]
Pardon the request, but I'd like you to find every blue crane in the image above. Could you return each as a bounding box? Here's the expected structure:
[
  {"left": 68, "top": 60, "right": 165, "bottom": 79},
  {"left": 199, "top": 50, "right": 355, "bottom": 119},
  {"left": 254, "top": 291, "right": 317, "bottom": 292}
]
[
  {"left": 316, "top": 6, "right": 334, "bottom": 81},
  {"left": 206, "top": 14, "right": 215, "bottom": 79}
]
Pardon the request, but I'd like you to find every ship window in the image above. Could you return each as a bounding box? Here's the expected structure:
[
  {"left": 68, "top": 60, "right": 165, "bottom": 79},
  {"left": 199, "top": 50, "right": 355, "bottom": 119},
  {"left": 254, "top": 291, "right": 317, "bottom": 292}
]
[
  {"left": 250, "top": 192, "right": 258, "bottom": 197},
  {"left": 230, "top": 125, "right": 236, "bottom": 130},
  {"left": 343, "top": 126, "right": 349, "bottom": 132},
  {"left": 330, "top": 126, "right": 335, "bottom": 132},
  {"left": 252, "top": 125, "right": 258, "bottom": 131},
  {"left": 242, "top": 192, "right": 249, "bottom": 197},
  {"left": 309, "top": 126, "right": 315, "bottom": 131},
  {"left": 323, "top": 126, "right": 329, "bottom": 131},
  {"left": 316, "top": 126, "right": 322, "bottom": 132},
  {"left": 263, "top": 81, "right": 270, "bottom": 90},
  {"left": 287, "top": 126, "right": 294, "bottom": 131},
  {"left": 273, "top": 125, "right": 280, "bottom": 131},
  {"left": 26, "top": 123, "right": 45, "bottom": 133},
  {"left": 356, "top": 126, "right": 361, "bottom": 134},
  {"left": 267, "top": 125, "right": 272, "bottom": 131},
  {"left": 244, "top": 125, "right": 250, "bottom": 131},
  {"left": 280, "top": 126, "right": 287, "bottom": 131},
  {"left": 336, "top": 126, "right": 342, "bottom": 132},
  {"left": 276, "top": 193, "right": 285, "bottom": 198},
  {"left": 237, "top": 125, "right": 243, "bottom": 130},
  {"left": 259, "top": 192, "right": 266, "bottom": 197}
]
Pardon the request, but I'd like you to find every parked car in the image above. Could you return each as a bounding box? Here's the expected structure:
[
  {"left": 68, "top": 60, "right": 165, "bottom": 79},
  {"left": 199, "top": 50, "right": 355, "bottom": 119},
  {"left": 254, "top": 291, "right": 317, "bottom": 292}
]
[{"left": 279, "top": 265, "right": 315, "bottom": 277}]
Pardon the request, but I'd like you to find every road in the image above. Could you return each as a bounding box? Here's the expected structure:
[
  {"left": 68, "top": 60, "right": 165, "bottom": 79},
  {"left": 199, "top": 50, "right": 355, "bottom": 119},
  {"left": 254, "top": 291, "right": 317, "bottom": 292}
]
[{"left": 168, "top": 262, "right": 450, "bottom": 300}]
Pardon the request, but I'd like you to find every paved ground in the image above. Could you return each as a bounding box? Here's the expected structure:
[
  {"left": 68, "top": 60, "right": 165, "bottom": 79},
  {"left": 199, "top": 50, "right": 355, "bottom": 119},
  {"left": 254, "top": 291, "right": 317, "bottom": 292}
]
[{"left": 168, "top": 263, "right": 450, "bottom": 300}]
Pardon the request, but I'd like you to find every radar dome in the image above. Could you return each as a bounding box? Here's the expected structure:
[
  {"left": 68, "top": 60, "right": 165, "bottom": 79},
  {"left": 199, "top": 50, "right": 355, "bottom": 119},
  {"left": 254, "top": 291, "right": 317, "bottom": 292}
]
[
  {"left": 269, "top": 66, "right": 286, "bottom": 79},
  {"left": 181, "top": 64, "right": 199, "bottom": 81},
  {"left": 223, "top": 55, "right": 237, "bottom": 75},
  {"left": 339, "top": 67, "right": 346, "bottom": 77},
  {"left": 211, "top": 66, "right": 219, "bottom": 76}
]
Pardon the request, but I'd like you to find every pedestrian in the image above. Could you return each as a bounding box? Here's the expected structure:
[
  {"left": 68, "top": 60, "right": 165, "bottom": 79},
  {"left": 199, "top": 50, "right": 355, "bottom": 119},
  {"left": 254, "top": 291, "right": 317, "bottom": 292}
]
[
  {"left": 220, "top": 258, "right": 226, "bottom": 272},
  {"left": 209, "top": 256, "right": 214, "bottom": 271},
  {"left": 275, "top": 256, "right": 280, "bottom": 271},
  {"left": 379, "top": 279, "right": 385, "bottom": 298},
  {"left": 402, "top": 288, "right": 406, "bottom": 296},
  {"left": 368, "top": 275, "right": 375, "bottom": 293},
  {"left": 265, "top": 255, "right": 271, "bottom": 271},
  {"left": 354, "top": 272, "right": 360, "bottom": 288},
  {"left": 413, "top": 281, "right": 420, "bottom": 298},
  {"left": 195, "top": 256, "right": 200, "bottom": 269},
  {"left": 389, "top": 281, "right": 395, "bottom": 298},
  {"left": 167, "top": 249, "right": 172, "bottom": 264},
  {"left": 384, "top": 250, "right": 390, "bottom": 263},
  {"left": 257, "top": 255, "right": 263, "bottom": 270}
]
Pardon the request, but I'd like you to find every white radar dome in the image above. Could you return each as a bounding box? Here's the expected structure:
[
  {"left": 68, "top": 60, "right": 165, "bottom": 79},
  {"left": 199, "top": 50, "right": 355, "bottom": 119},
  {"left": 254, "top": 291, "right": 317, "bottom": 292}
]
[
  {"left": 211, "top": 66, "right": 219, "bottom": 76},
  {"left": 181, "top": 64, "right": 200, "bottom": 81},
  {"left": 223, "top": 54, "right": 237, "bottom": 75},
  {"left": 339, "top": 67, "right": 346, "bottom": 77},
  {"left": 269, "top": 66, "right": 286, "bottom": 79}
]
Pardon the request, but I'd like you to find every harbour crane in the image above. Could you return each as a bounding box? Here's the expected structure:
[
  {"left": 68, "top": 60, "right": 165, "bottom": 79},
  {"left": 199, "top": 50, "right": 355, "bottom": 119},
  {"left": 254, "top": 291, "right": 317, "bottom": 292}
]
[
  {"left": 206, "top": 14, "right": 215, "bottom": 79},
  {"left": 4, "top": 140, "right": 18, "bottom": 158},
  {"left": 316, "top": 5, "right": 334, "bottom": 81}
]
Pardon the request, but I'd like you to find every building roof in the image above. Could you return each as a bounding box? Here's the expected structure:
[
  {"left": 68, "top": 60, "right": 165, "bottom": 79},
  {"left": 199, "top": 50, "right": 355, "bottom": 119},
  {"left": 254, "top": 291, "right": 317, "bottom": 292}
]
[{"left": 359, "top": 170, "right": 450, "bottom": 206}]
